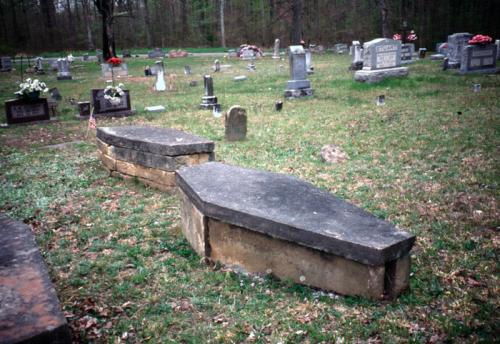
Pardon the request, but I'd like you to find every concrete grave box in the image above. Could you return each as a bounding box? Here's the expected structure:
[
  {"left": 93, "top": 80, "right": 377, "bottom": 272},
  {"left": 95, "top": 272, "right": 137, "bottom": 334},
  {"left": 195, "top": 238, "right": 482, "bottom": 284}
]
[
  {"left": 0, "top": 215, "right": 71, "bottom": 344},
  {"left": 354, "top": 38, "right": 408, "bottom": 83},
  {"left": 96, "top": 126, "right": 215, "bottom": 192},
  {"left": 91, "top": 89, "right": 135, "bottom": 117},
  {"left": 5, "top": 98, "right": 50, "bottom": 125},
  {"left": 284, "top": 45, "right": 313, "bottom": 98},
  {"left": 176, "top": 162, "right": 416, "bottom": 299},
  {"left": 460, "top": 44, "right": 498, "bottom": 74}
]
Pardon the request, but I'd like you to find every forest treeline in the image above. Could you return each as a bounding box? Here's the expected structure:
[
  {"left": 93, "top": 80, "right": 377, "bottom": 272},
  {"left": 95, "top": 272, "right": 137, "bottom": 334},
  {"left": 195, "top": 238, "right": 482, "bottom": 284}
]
[{"left": 0, "top": 0, "right": 499, "bottom": 54}]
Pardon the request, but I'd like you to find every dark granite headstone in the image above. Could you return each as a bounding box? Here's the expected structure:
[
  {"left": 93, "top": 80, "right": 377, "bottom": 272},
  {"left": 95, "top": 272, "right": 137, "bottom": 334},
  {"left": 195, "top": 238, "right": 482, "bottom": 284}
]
[
  {"left": 0, "top": 215, "right": 71, "bottom": 344},
  {"left": 460, "top": 44, "right": 498, "bottom": 74},
  {"left": 5, "top": 98, "right": 50, "bottom": 125},
  {"left": 49, "top": 87, "right": 62, "bottom": 101},
  {"left": 176, "top": 162, "right": 415, "bottom": 266},
  {"left": 401, "top": 43, "right": 414, "bottom": 63},
  {"left": 200, "top": 75, "right": 219, "bottom": 109},
  {"left": 0, "top": 56, "right": 12, "bottom": 72},
  {"left": 91, "top": 89, "right": 134, "bottom": 117},
  {"left": 77, "top": 101, "right": 91, "bottom": 117},
  {"left": 148, "top": 48, "right": 165, "bottom": 59},
  {"left": 225, "top": 106, "right": 247, "bottom": 141},
  {"left": 418, "top": 48, "right": 427, "bottom": 59},
  {"left": 122, "top": 50, "right": 132, "bottom": 58}
]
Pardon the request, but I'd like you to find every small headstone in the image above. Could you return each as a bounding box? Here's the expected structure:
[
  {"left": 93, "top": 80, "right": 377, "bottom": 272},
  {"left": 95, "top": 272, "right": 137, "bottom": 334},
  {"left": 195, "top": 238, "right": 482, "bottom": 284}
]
[
  {"left": 154, "top": 61, "right": 167, "bottom": 91},
  {"left": 430, "top": 53, "right": 445, "bottom": 60},
  {"left": 148, "top": 47, "right": 165, "bottom": 59},
  {"left": 1, "top": 56, "right": 13, "bottom": 72},
  {"left": 472, "top": 84, "right": 481, "bottom": 92},
  {"left": 320, "top": 144, "right": 348, "bottom": 164},
  {"left": 144, "top": 66, "right": 152, "bottom": 76},
  {"left": 246, "top": 63, "right": 256, "bottom": 71},
  {"left": 35, "top": 57, "right": 44, "bottom": 74},
  {"left": 189, "top": 80, "right": 198, "bottom": 87},
  {"left": 284, "top": 45, "right": 313, "bottom": 98},
  {"left": 213, "top": 104, "right": 222, "bottom": 118},
  {"left": 49, "top": 87, "right": 62, "bottom": 101},
  {"left": 241, "top": 49, "right": 255, "bottom": 60},
  {"left": 436, "top": 42, "right": 448, "bottom": 55},
  {"left": 200, "top": 75, "right": 219, "bottom": 110},
  {"left": 213, "top": 59, "right": 221, "bottom": 72},
  {"left": 376, "top": 95, "right": 385, "bottom": 106},
  {"left": 56, "top": 58, "right": 72, "bottom": 80},
  {"left": 334, "top": 43, "right": 349, "bottom": 54},
  {"left": 418, "top": 48, "right": 427, "bottom": 59},
  {"left": 91, "top": 89, "right": 135, "bottom": 117},
  {"left": 122, "top": 50, "right": 132, "bottom": 58},
  {"left": 234, "top": 75, "right": 248, "bottom": 81},
  {"left": 101, "top": 63, "right": 128, "bottom": 78},
  {"left": 350, "top": 41, "right": 363, "bottom": 70},
  {"left": 225, "top": 106, "right": 247, "bottom": 141},
  {"left": 145, "top": 105, "right": 166, "bottom": 112},
  {"left": 184, "top": 65, "right": 192, "bottom": 75},
  {"left": 96, "top": 51, "right": 103, "bottom": 63},
  {"left": 272, "top": 39, "right": 281, "bottom": 59},
  {"left": 77, "top": 101, "right": 91, "bottom": 117},
  {"left": 446, "top": 33, "right": 473, "bottom": 68},
  {"left": 459, "top": 44, "right": 498, "bottom": 74},
  {"left": 83, "top": 53, "right": 89, "bottom": 61},
  {"left": 354, "top": 38, "right": 409, "bottom": 83},
  {"left": 401, "top": 43, "right": 415, "bottom": 64},
  {"left": 5, "top": 98, "right": 50, "bottom": 125},
  {"left": 275, "top": 100, "right": 283, "bottom": 111},
  {"left": 305, "top": 49, "right": 314, "bottom": 74}
]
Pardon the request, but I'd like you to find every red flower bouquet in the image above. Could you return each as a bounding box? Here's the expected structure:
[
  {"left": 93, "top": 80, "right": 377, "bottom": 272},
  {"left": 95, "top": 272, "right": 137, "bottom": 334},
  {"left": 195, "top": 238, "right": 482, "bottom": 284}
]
[
  {"left": 393, "top": 33, "right": 402, "bottom": 41},
  {"left": 468, "top": 35, "right": 493, "bottom": 45},
  {"left": 107, "top": 57, "right": 122, "bottom": 66}
]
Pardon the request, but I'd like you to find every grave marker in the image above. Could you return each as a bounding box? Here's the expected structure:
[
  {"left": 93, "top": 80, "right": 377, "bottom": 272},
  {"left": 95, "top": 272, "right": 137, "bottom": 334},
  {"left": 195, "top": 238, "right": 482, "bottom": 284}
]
[
  {"left": 91, "top": 89, "right": 135, "bottom": 117},
  {"left": 350, "top": 41, "right": 363, "bottom": 70},
  {"left": 0, "top": 56, "right": 12, "bottom": 72},
  {"left": 148, "top": 48, "right": 165, "bottom": 59},
  {"left": 35, "top": 57, "right": 44, "bottom": 74},
  {"left": 284, "top": 45, "right": 313, "bottom": 98},
  {"left": 5, "top": 98, "right": 50, "bottom": 125},
  {"left": 224, "top": 106, "right": 247, "bottom": 141},
  {"left": 154, "top": 61, "right": 167, "bottom": 91},
  {"left": 213, "top": 59, "right": 221, "bottom": 72},
  {"left": 305, "top": 49, "right": 314, "bottom": 74},
  {"left": 56, "top": 58, "right": 72, "bottom": 80},
  {"left": 184, "top": 65, "right": 192, "bottom": 75},
  {"left": 460, "top": 44, "right": 498, "bottom": 74},
  {"left": 401, "top": 43, "right": 415, "bottom": 63},
  {"left": 200, "top": 75, "right": 219, "bottom": 109},
  {"left": 272, "top": 39, "right": 281, "bottom": 59},
  {"left": 446, "top": 33, "right": 473, "bottom": 68}
]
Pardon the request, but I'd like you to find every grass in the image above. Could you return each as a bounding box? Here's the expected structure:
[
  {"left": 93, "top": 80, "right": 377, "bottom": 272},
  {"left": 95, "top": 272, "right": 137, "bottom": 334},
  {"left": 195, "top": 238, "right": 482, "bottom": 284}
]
[{"left": 0, "top": 54, "right": 499, "bottom": 343}]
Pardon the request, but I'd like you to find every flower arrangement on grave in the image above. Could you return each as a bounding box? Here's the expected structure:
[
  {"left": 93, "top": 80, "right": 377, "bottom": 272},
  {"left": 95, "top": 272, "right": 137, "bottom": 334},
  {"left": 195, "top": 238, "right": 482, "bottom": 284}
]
[
  {"left": 15, "top": 78, "right": 48, "bottom": 100},
  {"left": 107, "top": 57, "right": 122, "bottom": 67},
  {"left": 468, "top": 35, "right": 493, "bottom": 46},
  {"left": 393, "top": 33, "right": 402, "bottom": 41},
  {"left": 407, "top": 30, "right": 418, "bottom": 41},
  {"left": 103, "top": 83, "right": 125, "bottom": 105}
]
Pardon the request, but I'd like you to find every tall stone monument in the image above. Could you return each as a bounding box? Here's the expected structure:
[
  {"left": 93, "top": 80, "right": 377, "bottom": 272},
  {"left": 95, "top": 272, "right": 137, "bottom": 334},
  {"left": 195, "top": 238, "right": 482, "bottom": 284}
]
[
  {"left": 354, "top": 38, "right": 408, "bottom": 83},
  {"left": 284, "top": 45, "right": 313, "bottom": 98},
  {"left": 200, "top": 75, "right": 219, "bottom": 109},
  {"left": 350, "top": 41, "right": 363, "bottom": 70},
  {"left": 446, "top": 33, "right": 473, "bottom": 68},
  {"left": 272, "top": 39, "right": 281, "bottom": 59},
  {"left": 154, "top": 60, "right": 166, "bottom": 91}
]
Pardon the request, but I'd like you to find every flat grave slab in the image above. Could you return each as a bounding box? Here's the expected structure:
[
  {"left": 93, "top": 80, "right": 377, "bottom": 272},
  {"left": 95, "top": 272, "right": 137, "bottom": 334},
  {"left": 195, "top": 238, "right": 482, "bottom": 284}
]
[
  {"left": 176, "top": 162, "right": 416, "bottom": 299},
  {"left": 0, "top": 214, "right": 71, "bottom": 344},
  {"left": 96, "top": 126, "right": 215, "bottom": 191}
]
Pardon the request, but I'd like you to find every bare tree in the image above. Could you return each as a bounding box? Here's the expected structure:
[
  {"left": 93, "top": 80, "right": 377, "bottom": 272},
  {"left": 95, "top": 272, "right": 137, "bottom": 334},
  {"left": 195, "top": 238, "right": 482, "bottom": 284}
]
[
  {"left": 291, "top": 0, "right": 302, "bottom": 44},
  {"left": 376, "top": 0, "right": 390, "bottom": 38},
  {"left": 220, "top": 0, "right": 225, "bottom": 48}
]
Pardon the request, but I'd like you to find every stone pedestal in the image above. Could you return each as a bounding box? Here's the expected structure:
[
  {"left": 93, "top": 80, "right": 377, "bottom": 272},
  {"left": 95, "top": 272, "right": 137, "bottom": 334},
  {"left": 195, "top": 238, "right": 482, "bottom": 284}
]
[
  {"left": 176, "top": 162, "right": 415, "bottom": 299},
  {"left": 96, "top": 126, "right": 215, "bottom": 192}
]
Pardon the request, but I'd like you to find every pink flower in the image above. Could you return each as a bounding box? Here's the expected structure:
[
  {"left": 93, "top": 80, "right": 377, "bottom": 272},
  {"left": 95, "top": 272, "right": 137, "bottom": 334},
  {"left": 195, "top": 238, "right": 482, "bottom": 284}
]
[
  {"left": 468, "top": 34, "right": 493, "bottom": 45},
  {"left": 393, "top": 33, "right": 402, "bottom": 41}
]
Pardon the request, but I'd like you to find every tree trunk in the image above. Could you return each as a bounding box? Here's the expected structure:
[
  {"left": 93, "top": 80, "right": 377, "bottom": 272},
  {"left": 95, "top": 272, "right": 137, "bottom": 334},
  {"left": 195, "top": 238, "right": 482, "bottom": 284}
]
[
  {"left": 376, "top": 0, "right": 390, "bottom": 38},
  {"left": 94, "top": 0, "right": 116, "bottom": 60},
  {"left": 40, "top": 0, "right": 56, "bottom": 50},
  {"left": 143, "top": 0, "right": 152, "bottom": 47},
  {"left": 291, "top": 0, "right": 303, "bottom": 44},
  {"left": 220, "top": 0, "right": 226, "bottom": 48},
  {"left": 82, "top": 0, "right": 95, "bottom": 51}
]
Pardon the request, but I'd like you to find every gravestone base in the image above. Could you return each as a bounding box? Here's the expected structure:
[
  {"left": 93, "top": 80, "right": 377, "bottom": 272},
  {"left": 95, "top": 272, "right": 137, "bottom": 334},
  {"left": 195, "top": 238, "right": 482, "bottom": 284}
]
[
  {"left": 284, "top": 88, "right": 314, "bottom": 98},
  {"left": 354, "top": 67, "right": 409, "bottom": 83},
  {"left": 459, "top": 66, "right": 498, "bottom": 75},
  {"left": 176, "top": 162, "right": 415, "bottom": 299},
  {"left": 200, "top": 96, "right": 219, "bottom": 109},
  {"left": 56, "top": 75, "right": 72, "bottom": 80},
  {"left": 430, "top": 54, "right": 445, "bottom": 60},
  {"left": 96, "top": 126, "right": 215, "bottom": 192},
  {"left": 0, "top": 215, "right": 72, "bottom": 344},
  {"left": 94, "top": 109, "right": 135, "bottom": 118}
]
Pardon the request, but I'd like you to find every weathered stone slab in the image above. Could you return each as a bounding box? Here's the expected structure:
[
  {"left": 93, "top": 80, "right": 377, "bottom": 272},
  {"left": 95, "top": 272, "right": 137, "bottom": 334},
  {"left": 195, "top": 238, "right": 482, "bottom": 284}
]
[
  {"left": 176, "top": 162, "right": 415, "bottom": 266},
  {"left": 224, "top": 106, "right": 247, "bottom": 141},
  {"left": 97, "top": 126, "right": 214, "bottom": 156},
  {"left": 5, "top": 98, "right": 50, "bottom": 125},
  {"left": 354, "top": 66, "right": 409, "bottom": 83},
  {"left": 0, "top": 214, "right": 71, "bottom": 344}
]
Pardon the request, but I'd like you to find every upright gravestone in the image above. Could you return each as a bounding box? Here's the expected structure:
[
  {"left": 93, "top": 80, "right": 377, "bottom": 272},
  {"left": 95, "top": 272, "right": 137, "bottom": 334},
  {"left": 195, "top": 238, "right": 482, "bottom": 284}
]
[
  {"left": 334, "top": 43, "right": 349, "bottom": 54},
  {"left": 0, "top": 56, "right": 12, "bottom": 72},
  {"left": 122, "top": 50, "right": 132, "bottom": 58},
  {"left": 496, "top": 40, "right": 500, "bottom": 60},
  {"left": 284, "top": 45, "right": 313, "bottom": 98},
  {"left": 200, "top": 75, "right": 219, "bottom": 110},
  {"left": 241, "top": 49, "right": 255, "bottom": 60},
  {"left": 401, "top": 43, "right": 415, "bottom": 64},
  {"left": 91, "top": 89, "right": 135, "bottom": 117},
  {"left": 350, "top": 41, "right": 363, "bottom": 70},
  {"left": 4, "top": 98, "right": 50, "bottom": 125},
  {"left": 35, "top": 57, "right": 44, "bottom": 74},
  {"left": 225, "top": 106, "right": 247, "bottom": 141},
  {"left": 305, "top": 49, "right": 313, "bottom": 74},
  {"left": 101, "top": 63, "right": 128, "bottom": 78},
  {"left": 460, "top": 44, "right": 498, "bottom": 74},
  {"left": 418, "top": 48, "right": 427, "bottom": 59},
  {"left": 77, "top": 101, "right": 91, "bottom": 118},
  {"left": 96, "top": 51, "right": 103, "bottom": 63},
  {"left": 184, "top": 65, "right": 192, "bottom": 75},
  {"left": 447, "top": 33, "right": 473, "bottom": 68},
  {"left": 83, "top": 53, "right": 89, "bottom": 61},
  {"left": 213, "top": 59, "right": 221, "bottom": 72},
  {"left": 354, "top": 38, "right": 408, "bottom": 83},
  {"left": 154, "top": 61, "right": 167, "bottom": 91},
  {"left": 272, "top": 39, "right": 281, "bottom": 59},
  {"left": 56, "top": 58, "right": 72, "bottom": 80},
  {"left": 148, "top": 48, "right": 165, "bottom": 59}
]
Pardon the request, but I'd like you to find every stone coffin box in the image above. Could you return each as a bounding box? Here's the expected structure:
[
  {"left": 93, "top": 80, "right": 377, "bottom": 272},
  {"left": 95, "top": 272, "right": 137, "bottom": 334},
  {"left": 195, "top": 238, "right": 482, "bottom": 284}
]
[
  {"left": 101, "top": 63, "right": 128, "bottom": 78},
  {"left": 176, "top": 162, "right": 416, "bottom": 299},
  {"left": 4, "top": 97, "right": 50, "bottom": 125},
  {"left": 91, "top": 89, "right": 134, "bottom": 117},
  {"left": 460, "top": 44, "right": 498, "bottom": 74},
  {"left": 96, "top": 125, "right": 215, "bottom": 192}
]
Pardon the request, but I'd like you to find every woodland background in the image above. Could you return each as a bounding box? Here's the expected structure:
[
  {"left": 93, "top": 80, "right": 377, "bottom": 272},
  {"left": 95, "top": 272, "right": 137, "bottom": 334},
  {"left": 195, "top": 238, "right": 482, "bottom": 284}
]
[{"left": 0, "top": 0, "right": 499, "bottom": 54}]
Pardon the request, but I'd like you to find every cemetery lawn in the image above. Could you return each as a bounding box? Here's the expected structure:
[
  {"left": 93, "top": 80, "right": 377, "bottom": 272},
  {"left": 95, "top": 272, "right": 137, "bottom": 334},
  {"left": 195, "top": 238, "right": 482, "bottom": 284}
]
[{"left": 0, "top": 55, "right": 499, "bottom": 343}]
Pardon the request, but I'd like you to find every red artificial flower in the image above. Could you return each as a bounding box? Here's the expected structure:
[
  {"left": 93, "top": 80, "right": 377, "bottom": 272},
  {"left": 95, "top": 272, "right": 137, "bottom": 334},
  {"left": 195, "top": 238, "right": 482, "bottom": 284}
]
[
  {"left": 107, "top": 57, "right": 122, "bottom": 66},
  {"left": 468, "top": 34, "right": 493, "bottom": 45},
  {"left": 393, "top": 33, "right": 402, "bottom": 41},
  {"left": 407, "top": 30, "right": 418, "bottom": 41}
]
